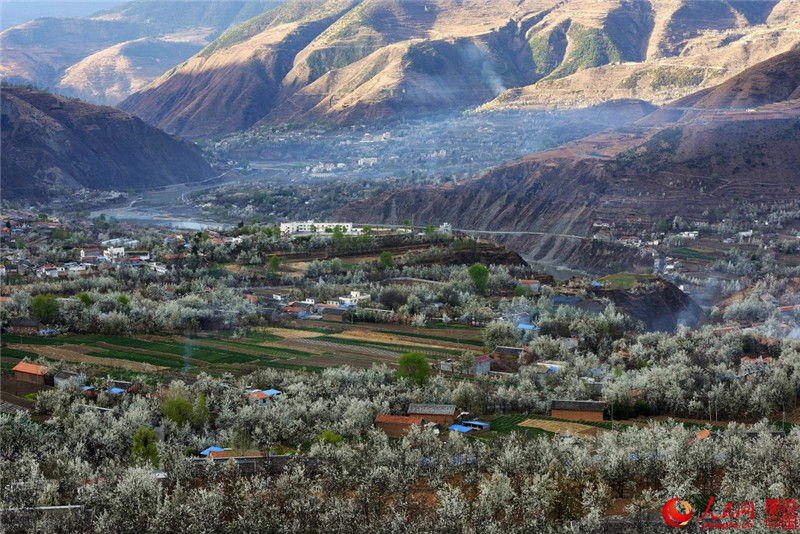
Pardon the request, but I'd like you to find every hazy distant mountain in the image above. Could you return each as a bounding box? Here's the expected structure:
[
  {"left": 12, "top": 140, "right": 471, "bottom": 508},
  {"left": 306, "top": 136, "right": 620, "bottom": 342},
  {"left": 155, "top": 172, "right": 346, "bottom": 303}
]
[
  {"left": 0, "top": 86, "right": 213, "bottom": 201},
  {"left": 338, "top": 48, "right": 800, "bottom": 272},
  {"left": 0, "top": 1, "right": 285, "bottom": 105},
  {"left": 119, "top": 0, "right": 800, "bottom": 137},
  {"left": 0, "top": 1, "right": 123, "bottom": 31}
]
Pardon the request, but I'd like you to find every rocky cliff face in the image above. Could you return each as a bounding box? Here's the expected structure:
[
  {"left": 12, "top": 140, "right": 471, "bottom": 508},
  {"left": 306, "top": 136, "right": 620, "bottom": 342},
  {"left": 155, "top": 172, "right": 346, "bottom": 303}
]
[
  {"left": 596, "top": 280, "right": 702, "bottom": 332},
  {"left": 118, "top": 0, "right": 800, "bottom": 136},
  {"left": 1, "top": 87, "right": 213, "bottom": 201}
]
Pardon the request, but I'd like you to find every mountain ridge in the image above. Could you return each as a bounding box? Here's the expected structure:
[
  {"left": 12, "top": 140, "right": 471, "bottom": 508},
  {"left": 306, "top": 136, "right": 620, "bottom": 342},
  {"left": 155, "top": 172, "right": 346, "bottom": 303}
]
[
  {"left": 0, "top": 86, "right": 214, "bottom": 202},
  {"left": 0, "top": 1, "right": 285, "bottom": 105},
  {"left": 118, "top": 0, "right": 800, "bottom": 137}
]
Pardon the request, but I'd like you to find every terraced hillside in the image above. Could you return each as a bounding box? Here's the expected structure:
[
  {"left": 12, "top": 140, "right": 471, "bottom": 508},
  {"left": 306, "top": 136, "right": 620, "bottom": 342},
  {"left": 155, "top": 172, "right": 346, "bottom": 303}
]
[{"left": 119, "top": 0, "right": 800, "bottom": 136}]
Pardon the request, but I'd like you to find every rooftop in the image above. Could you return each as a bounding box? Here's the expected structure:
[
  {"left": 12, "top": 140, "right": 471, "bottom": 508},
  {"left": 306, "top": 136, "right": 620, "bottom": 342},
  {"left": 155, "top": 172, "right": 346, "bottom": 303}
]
[
  {"left": 407, "top": 403, "right": 457, "bottom": 416},
  {"left": 12, "top": 362, "right": 49, "bottom": 375}
]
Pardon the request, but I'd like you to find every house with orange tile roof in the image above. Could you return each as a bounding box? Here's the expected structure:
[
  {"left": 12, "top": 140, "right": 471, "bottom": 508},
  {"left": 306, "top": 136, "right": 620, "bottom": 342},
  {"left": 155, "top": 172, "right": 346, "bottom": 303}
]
[{"left": 12, "top": 362, "right": 49, "bottom": 385}]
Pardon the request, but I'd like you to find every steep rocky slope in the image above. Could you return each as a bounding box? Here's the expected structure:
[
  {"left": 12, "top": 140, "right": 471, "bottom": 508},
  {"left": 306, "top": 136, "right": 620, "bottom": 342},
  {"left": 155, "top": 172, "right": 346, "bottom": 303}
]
[
  {"left": 0, "top": 87, "right": 213, "bottom": 201},
  {"left": 0, "top": 1, "right": 283, "bottom": 105},
  {"left": 596, "top": 279, "right": 703, "bottom": 332},
  {"left": 119, "top": 0, "right": 800, "bottom": 136},
  {"left": 337, "top": 49, "right": 800, "bottom": 273},
  {"left": 673, "top": 46, "right": 800, "bottom": 110}
]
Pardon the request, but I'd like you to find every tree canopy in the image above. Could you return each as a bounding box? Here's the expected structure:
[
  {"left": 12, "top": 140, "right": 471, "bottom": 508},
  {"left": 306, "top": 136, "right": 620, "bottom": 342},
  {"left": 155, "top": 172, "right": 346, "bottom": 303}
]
[
  {"left": 468, "top": 263, "right": 489, "bottom": 293},
  {"left": 397, "top": 351, "right": 431, "bottom": 385},
  {"left": 31, "top": 293, "right": 58, "bottom": 323}
]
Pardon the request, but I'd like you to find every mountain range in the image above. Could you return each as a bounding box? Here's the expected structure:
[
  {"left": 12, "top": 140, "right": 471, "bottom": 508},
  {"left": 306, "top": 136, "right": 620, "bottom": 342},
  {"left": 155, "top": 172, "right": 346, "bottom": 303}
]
[
  {"left": 338, "top": 48, "right": 800, "bottom": 272},
  {"left": 115, "top": 0, "right": 800, "bottom": 137},
  {"left": 0, "top": 1, "right": 284, "bottom": 105},
  {"left": 0, "top": 86, "right": 213, "bottom": 201}
]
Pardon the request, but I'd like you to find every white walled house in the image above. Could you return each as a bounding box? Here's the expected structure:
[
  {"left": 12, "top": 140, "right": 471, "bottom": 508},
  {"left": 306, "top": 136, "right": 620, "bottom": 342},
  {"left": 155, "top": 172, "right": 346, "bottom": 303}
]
[{"left": 280, "top": 221, "right": 354, "bottom": 235}]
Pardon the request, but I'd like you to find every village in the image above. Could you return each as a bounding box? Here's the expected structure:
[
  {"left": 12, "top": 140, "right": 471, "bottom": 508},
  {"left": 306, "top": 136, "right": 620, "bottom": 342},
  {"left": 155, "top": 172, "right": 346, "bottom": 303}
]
[{"left": 2, "top": 206, "right": 800, "bottom": 531}]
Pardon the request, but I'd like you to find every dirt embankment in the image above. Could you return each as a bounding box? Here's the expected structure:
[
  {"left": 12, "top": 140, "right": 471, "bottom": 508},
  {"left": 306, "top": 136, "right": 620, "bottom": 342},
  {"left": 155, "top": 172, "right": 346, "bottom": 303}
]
[{"left": 595, "top": 280, "right": 702, "bottom": 332}]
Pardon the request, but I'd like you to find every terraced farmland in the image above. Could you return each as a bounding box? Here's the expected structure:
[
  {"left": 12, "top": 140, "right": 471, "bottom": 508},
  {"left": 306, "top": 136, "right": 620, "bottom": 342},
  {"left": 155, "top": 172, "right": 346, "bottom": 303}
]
[{"left": 1, "top": 322, "right": 481, "bottom": 376}]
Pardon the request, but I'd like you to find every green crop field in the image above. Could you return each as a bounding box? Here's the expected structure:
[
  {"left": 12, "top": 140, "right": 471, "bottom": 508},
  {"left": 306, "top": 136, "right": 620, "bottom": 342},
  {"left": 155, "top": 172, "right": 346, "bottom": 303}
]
[
  {"left": 487, "top": 414, "right": 553, "bottom": 438},
  {"left": 669, "top": 247, "right": 716, "bottom": 261},
  {"left": 86, "top": 349, "right": 185, "bottom": 370}
]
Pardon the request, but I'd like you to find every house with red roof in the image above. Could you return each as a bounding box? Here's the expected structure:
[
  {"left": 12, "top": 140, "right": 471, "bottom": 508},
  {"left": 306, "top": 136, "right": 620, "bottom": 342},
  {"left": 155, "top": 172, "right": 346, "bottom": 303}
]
[{"left": 12, "top": 362, "right": 49, "bottom": 385}]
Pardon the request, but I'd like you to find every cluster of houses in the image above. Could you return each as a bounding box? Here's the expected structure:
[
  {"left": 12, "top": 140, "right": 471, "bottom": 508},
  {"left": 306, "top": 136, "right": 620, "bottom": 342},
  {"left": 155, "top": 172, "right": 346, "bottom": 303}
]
[
  {"left": 8, "top": 361, "right": 134, "bottom": 397},
  {"left": 374, "top": 403, "right": 490, "bottom": 437},
  {"left": 275, "top": 291, "right": 373, "bottom": 322},
  {"left": 373, "top": 400, "right": 612, "bottom": 439},
  {"left": 29, "top": 246, "right": 166, "bottom": 278}
]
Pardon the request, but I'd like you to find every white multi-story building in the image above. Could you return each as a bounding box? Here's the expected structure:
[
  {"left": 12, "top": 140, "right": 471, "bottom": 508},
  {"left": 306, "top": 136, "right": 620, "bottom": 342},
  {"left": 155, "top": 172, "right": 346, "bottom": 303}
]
[
  {"left": 339, "top": 291, "right": 370, "bottom": 306},
  {"left": 280, "top": 221, "right": 353, "bottom": 235},
  {"left": 104, "top": 246, "right": 125, "bottom": 262}
]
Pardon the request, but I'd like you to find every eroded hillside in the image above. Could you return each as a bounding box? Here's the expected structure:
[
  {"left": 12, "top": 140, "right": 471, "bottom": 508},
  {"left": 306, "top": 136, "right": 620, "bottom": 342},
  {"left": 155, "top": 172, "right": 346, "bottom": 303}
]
[
  {"left": 119, "top": 0, "right": 800, "bottom": 136},
  {"left": 336, "top": 49, "right": 800, "bottom": 272}
]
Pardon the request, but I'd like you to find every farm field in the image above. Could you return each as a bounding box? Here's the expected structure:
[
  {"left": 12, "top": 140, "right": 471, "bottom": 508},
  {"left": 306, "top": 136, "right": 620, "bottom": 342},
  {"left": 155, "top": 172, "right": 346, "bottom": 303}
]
[
  {"left": 597, "top": 272, "right": 656, "bottom": 290},
  {"left": 518, "top": 417, "right": 602, "bottom": 438},
  {"left": 0, "top": 322, "right": 486, "bottom": 378}
]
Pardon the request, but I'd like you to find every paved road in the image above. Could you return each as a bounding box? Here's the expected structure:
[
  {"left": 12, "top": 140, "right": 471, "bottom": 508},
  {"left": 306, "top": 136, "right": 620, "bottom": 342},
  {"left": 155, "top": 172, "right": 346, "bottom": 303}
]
[
  {"left": 369, "top": 223, "right": 589, "bottom": 240},
  {"left": 450, "top": 227, "right": 588, "bottom": 240}
]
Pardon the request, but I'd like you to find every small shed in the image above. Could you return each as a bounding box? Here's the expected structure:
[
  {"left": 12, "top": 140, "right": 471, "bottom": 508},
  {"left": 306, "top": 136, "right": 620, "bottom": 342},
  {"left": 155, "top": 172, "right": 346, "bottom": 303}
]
[
  {"left": 321, "top": 308, "right": 348, "bottom": 323},
  {"left": 248, "top": 389, "right": 282, "bottom": 404},
  {"left": 473, "top": 356, "right": 491, "bottom": 375},
  {"left": 447, "top": 424, "right": 473, "bottom": 434},
  {"left": 551, "top": 400, "right": 606, "bottom": 422},
  {"left": 12, "top": 362, "right": 49, "bottom": 385},
  {"left": 407, "top": 403, "right": 458, "bottom": 426},
  {"left": 54, "top": 370, "right": 86, "bottom": 388}
]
